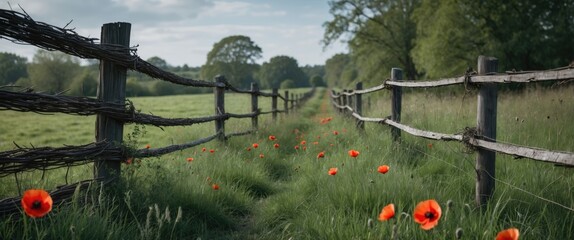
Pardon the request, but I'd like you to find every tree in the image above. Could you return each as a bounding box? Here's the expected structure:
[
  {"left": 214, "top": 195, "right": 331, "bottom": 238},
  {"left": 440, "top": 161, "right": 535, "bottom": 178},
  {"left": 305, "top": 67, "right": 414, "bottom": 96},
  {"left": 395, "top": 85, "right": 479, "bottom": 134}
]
[
  {"left": 280, "top": 79, "right": 295, "bottom": 89},
  {"left": 310, "top": 75, "right": 327, "bottom": 87},
  {"left": 257, "top": 55, "right": 308, "bottom": 89},
  {"left": 201, "top": 35, "right": 262, "bottom": 88},
  {"left": 412, "top": 0, "right": 485, "bottom": 79},
  {"left": 323, "top": 0, "right": 421, "bottom": 80},
  {"left": 69, "top": 70, "right": 97, "bottom": 96},
  {"left": 324, "top": 53, "right": 354, "bottom": 87},
  {"left": 147, "top": 56, "right": 169, "bottom": 70},
  {"left": 27, "top": 50, "right": 81, "bottom": 93},
  {"left": 0, "top": 52, "right": 28, "bottom": 85}
]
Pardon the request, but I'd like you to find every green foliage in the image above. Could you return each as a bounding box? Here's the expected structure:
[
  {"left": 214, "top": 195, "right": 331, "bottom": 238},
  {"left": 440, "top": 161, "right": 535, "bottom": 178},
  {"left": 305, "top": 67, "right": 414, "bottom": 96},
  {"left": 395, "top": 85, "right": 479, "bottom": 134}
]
[
  {"left": 146, "top": 56, "right": 169, "bottom": 70},
  {"left": 0, "top": 52, "right": 28, "bottom": 85},
  {"left": 68, "top": 70, "right": 98, "bottom": 96},
  {"left": 310, "top": 75, "right": 326, "bottom": 87},
  {"left": 257, "top": 55, "right": 308, "bottom": 89},
  {"left": 201, "top": 35, "right": 262, "bottom": 88},
  {"left": 279, "top": 79, "right": 295, "bottom": 89},
  {"left": 27, "top": 50, "right": 81, "bottom": 93},
  {"left": 324, "top": 53, "right": 355, "bottom": 87}
]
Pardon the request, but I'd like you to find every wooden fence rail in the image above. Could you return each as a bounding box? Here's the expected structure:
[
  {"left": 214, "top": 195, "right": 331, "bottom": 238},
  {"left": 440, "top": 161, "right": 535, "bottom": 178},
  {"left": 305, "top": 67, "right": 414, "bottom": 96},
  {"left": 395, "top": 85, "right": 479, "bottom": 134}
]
[
  {"left": 330, "top": 56, "right": 574, "bottom": 208},
  {"left": 0, "top": 8, "right": 315, "bottom": 216}
]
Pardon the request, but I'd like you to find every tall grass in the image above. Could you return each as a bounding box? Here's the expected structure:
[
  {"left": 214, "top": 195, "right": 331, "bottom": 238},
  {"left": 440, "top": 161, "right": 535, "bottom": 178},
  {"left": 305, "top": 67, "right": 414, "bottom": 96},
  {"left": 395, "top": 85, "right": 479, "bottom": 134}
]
[{"left": 0, "top": 86, "right": 572, "bottom": 239}]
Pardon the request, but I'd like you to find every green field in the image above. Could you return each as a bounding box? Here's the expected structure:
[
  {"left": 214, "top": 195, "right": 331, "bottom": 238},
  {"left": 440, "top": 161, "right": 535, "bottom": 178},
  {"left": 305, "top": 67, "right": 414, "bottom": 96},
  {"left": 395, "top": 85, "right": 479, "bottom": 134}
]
[{"left": 0, "top": 86, "right": 573, "bottom": 239}]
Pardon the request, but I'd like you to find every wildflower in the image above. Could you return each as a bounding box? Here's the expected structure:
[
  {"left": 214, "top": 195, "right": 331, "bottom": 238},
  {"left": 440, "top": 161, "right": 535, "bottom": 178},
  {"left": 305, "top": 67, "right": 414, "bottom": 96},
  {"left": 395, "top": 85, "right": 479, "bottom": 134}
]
[
  {"left": 274, "top": 143, "right": 280, "bottom": 149},
  {"left": 125, "top": 158, "right": 133, "bottom": 164},
  {"left": 496, "top": 228, "right": 519, "bottom": 240},
  {"left": 145, "top": 144, "right": 151, "bottom": 149},
  {"left": 202, "top": 147, "right": 206, "bottom": 152},
  {"left": 328, "top": 168, "right": 338, "bottom": 175},
  {"left": 333, "top": 131, "right": 339, "bottom": 135},
  {"left": 252, "top": 143, "right": 259, "bottom": 148},
  {"left": 313, "top": 141, "right": 319, "bottom": 145},
  {"left": 348, "top": 150, "right": 360, "bottom": 158},
  {"left": 378, "top": 203, "right": 395, "bottom": 221},
  {"left": 317, "top": 151, "right": 325, "bottom": 159},
  {"left": 268, "top": 135, "right": 276, "bottom": 141},
  {"left": 206, "top": 177, "right": 212, "bottom": 182},
  {"left": 378, "top": 165, "right": 390, "bottom": 174},
  {"left": 427, "top": 143, "right": 433, "bottom": 149},
  {"left": 247, "top": 147, "right": 251, "bottom": 151},
  {"left": 186, "top": 157, "right": 194, "bottom": 162},
  {"left": 303, "top": 146, "right": 307, "bottom": 151},
  {"left": 294, "top": 145, "right": 300, "bottom": 150},
  {"left": 209, "top": 149, "right": 215, "bottom": 153},
  {"left": 259, "top": 154, "right": 264, "bottom": 158},
  {"left": 21, "top": 189, "right": 53, "bottom": 218},
  {"left": 212, "top": 184, "right": 220, "bottom": 190},
  {"left": 300, "top": 140, "right": 306, "bottom": 145},
  {"left": 413, "top": 199, "right": 442, "bottom": 230}
]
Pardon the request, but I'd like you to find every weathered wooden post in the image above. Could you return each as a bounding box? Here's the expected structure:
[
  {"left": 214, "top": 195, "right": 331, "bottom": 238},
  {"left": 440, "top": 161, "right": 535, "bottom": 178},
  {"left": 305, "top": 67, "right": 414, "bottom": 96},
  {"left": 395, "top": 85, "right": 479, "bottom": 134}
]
[
  {"left": 355, "top": 82, "right": 364, "bottom": 130},
  {"left": 290, "top": 93, "right": 295, "bottom": 111},
  {"left": 476, "top": 56, "right": 498, "bottom": 207},
  {"left": 251, "top": 82, "right": 259, "bottom": 130},
  {"left": 347, "top": 90, "right": 353, "bottom": 112},
  {"left": 95, "top": 22, "right": 130, "bottom": 181},
  {"left": 341, "top": 89, "right": 348, "bottom": 115},
  {"left": 214, "top": 75, "right": 226, "bottom": 141},
  {"left": 335, "top": 91, "right": 343, "bottom": 113},
  {"left": 391, "top": 68, "right": 402, "bottom": 142},
  {"left": 272, "top": 88, "right": 278, "bottom": 121},
  {"left": 284, "top": 90, "right": 289, "bottom": 115}
]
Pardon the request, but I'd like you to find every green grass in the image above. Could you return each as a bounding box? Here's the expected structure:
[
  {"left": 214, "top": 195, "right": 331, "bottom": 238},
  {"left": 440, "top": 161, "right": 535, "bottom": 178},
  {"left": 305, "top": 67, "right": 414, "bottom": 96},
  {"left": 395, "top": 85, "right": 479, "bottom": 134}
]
[{"left": 0, "top": 86, "right": 573, "bottom": 239}]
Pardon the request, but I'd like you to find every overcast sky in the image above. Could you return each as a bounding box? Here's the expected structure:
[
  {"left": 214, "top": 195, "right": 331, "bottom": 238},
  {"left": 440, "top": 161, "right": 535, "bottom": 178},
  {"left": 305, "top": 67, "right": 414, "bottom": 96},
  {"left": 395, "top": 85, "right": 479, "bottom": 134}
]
[{"left": 0, "top": 0, "right": 347, "bottom": 67}]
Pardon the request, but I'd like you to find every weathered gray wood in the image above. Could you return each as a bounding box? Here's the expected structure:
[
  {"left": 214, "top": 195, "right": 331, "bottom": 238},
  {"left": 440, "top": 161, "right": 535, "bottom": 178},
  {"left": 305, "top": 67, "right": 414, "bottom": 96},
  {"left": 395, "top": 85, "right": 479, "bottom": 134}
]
[
  {"left": 272, "top": 88, "right": 278, "bottom": 121},
  {"left": 355, "top": 82, "right": 364, "bottom": 130},
  {"left": 385, "top": 67, "right": 574, "bottom": 88},
  {"left": 95, "top": 22, "right": 130, "bottom": 181},
  {"left": 476, "top": 56, "right": 498, "bottom": 207},
  {"left": 391, "top": 68, "right": 403, "bottom": 142},
  {"left": 251, "top": 82, "right": 259, "bottom": 130},
  {"left": 214, "top": 75, "right": 226, "bottom": 141},
  {"left": 284, "top": 90, "right": 289, "bottom": 115},
  {"left": 290, "top": 93, "right": 295, "bottom": 110},
  {"left": 470, "top": 139, "right": 574, "bottom": 167}
]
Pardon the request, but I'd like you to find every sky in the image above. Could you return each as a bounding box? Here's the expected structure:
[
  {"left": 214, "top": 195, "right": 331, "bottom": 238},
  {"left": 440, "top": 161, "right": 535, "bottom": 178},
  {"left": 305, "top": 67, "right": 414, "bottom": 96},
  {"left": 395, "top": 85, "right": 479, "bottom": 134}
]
[{"left": 0, "top": 0, "right": 348, "bottom": 67}]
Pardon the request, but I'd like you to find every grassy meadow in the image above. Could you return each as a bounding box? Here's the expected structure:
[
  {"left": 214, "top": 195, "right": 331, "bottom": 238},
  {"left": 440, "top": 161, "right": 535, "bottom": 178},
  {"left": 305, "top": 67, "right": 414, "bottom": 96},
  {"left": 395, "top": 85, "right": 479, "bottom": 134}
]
[{"left": 0, "top": 85, "right": 573, "bottom": 239}]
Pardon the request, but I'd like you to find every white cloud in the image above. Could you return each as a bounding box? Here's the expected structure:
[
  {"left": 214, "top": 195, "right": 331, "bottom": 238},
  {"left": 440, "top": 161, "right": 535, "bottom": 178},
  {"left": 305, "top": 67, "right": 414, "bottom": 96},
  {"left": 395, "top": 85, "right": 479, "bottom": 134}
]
[{"left": 200, "top": 1, "right": 285, "bottom": 18}]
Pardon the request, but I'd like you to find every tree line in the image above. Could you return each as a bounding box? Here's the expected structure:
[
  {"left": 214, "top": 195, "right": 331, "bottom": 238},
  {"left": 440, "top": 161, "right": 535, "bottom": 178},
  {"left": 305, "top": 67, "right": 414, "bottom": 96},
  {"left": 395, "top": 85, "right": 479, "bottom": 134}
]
[
  {"left": 0, "top": 39, "right": 326, "bottom": 96},
  {"left": 322, "top": 0, "right": 574, "bottom": 88}
]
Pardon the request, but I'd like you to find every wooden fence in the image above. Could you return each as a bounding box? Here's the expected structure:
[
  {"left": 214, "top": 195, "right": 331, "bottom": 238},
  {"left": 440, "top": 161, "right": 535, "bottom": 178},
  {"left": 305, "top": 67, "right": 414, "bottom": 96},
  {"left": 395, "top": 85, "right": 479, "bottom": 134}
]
[
  {"left": 0, "top": 9, "right": 314, "bottom": 216},
  {"left": 330, "top": 56, "right": 574, "bottom": 207}
]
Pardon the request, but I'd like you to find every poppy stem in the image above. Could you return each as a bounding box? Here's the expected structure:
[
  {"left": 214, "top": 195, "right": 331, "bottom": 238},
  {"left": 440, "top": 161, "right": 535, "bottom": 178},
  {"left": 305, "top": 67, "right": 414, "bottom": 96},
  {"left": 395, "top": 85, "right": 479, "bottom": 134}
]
[{"left": 391, "top": 222, "right": 399, "bottom": 240}]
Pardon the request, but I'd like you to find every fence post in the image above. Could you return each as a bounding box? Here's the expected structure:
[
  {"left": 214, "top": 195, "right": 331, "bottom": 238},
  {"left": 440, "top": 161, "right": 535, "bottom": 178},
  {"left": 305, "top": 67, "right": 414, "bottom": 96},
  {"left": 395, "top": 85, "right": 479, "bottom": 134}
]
[
  {"left": 272, "top": 88, "right": 278, "bottom": 121},
  {"left": 251, "top": 82, "right": 259, "bottom": 130},
  {"left": 391, "top": 68, "right": 403, "bottom": 142},
  {"left": 284, "top": 90, "right": 289, "bottom": 115},
  {"left": 94, "top": 22, "right": 130, "bottom": 182},
  {"left": 475, "top": 56, "right": 498, "bottom": 207},
  {"left": 342, "top": 90, "right": 348, "bottom": 114},
  {"left": 290, "top": 93, "right": 295, "bottom": 111},
  {"left": 336, "top": 91, "right": 343, "bottom": 113},
  {"left": 355, "top": 82, "right": 364, "bottom": 130},
  {"left": 214, "top": 75, "right": 226, "bottom": 141}
]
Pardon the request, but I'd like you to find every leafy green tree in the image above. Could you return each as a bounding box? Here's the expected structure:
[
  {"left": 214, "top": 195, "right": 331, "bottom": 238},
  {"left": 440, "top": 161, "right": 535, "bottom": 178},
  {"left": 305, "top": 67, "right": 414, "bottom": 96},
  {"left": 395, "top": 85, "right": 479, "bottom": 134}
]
[
  {"left": 323, "top": 0, "right": 421, "bottom": 80},
  {"left": 412, "top": 0, "right": 485, "bottom": 79},
  {"left": 69, "top": 70, "right": 97, "bottom": 96},
  {"left": 147, "top": 56, "right": 169, "bottom": 70},
  {"left": 310, "top": 75, "right": 327, "bottom": 87},
  {"left": 280, "top": 79, "right": 295, "bottom": 89},
  {"left": 324, "top": 53, "right": 353, "bottom": 87},
  {"left": 201, "top": 35, "right": 262, "bottom": 88},
  {"left": 257, "top": 55, "right": 308, "bottom": 89},
  {"left": 0, "top": 52, "right": 28, "bottom": 85},
  {"left": 301, "top": 64, "right": 325, "bottom": 81},
  {"left": 27, "top": 50, "right": 81, "bottom": 93}
]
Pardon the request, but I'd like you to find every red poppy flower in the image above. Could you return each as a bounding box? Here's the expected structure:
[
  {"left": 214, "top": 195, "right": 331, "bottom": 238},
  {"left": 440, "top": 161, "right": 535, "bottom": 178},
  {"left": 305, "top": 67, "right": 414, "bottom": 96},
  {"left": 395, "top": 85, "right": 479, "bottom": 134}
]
[
  {"left": 496, "top": 228, "right": 519, "bottom": 240},
  {"left": 145, "top": 144, "right": 151, "bottom": 149},
  {"left": 259, "top": 154, "right": 264, "bottom": 158},
  {"left": 300, "top": 140, "right": 306, "bottom": 145},
  {"left": 413, "top": 199, "right": 442, "bottom": 230},
  {"left": 212, "top": 184, "right": 219, "bottom": 190},
  {"left": 378, "top": 165, "right": 390, "bottom": 174},
  {"left": 317, "top": 151, "right": 325, "bottom": 159},
  {"left": 328, "top": 167, "right": 338, "bottom": 175},
  {"left": 268, "top": 135, "right": 276, "bottom": 141},
  {"left": 186, "top": 157, "right": 194, "bottom": 162},
  {"left": 303, "top": 146, "right": 307, "bottom": 151},
  {"left": 206, "top": 177, "right": 212, "bottom": 182},
  {"left": 125, "top": 158, "right": 133, "bottom": 164},
  {"left": 21, "top": 189, "right": 53, "bottom": 218},
  {"left": 348, "top": 150, "right": 360, "bottom": 158},
  {"left": 246, "top": 147, "right": 251, "bottom": 151},
  {"left": 273, "top": 143, "right": 280, "bottom": 149},
  {"left": 378, "top": 203, "right": 395, "bottom": 221},
  {"left": 202, "top": 147, "right": 206, "bottom": 152},
  {"left": 252, "top": 143, "right": 259, "bottom": 148},
  {"left": 294, "top": 145, "right": 300, "bottom": 150},
  {"left": 209, "top": 149, "right": 215, "bottom": 153},
  {"left": 427, "top": 143, "right": 433, "bottom": 149},
  {"left": 333, "top": 131, "right": 339, "bottom": 135}
]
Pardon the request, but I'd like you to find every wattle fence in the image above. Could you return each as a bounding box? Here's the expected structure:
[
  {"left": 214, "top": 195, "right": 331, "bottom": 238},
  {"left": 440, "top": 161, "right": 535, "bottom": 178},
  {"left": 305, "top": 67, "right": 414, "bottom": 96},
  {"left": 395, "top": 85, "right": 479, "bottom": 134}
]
[
  {"left": 330, "top": 56, "right": 574, "bottom": 207},
  {"left": 0, "top": 9, "right": 314, "bottom": 216}
]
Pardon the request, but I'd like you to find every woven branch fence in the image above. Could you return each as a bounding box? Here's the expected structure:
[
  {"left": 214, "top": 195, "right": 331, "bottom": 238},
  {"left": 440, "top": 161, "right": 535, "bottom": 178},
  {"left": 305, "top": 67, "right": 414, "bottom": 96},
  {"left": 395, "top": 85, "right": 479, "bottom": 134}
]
[
  {"left": 0, "top": 8, "right": 315, "bottom": 216},
  {"left": 330, "top": 56, "right": 574, "bottom": 207}
]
